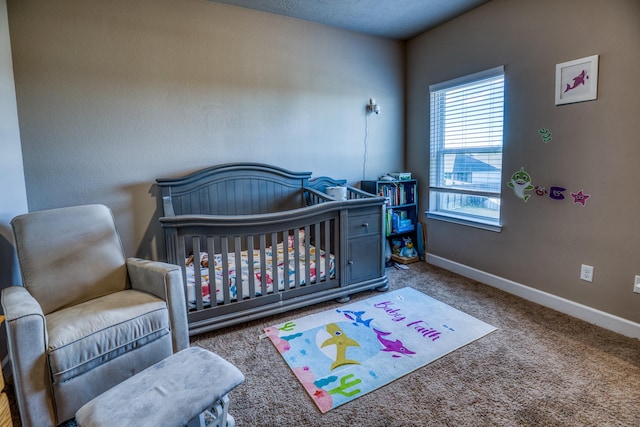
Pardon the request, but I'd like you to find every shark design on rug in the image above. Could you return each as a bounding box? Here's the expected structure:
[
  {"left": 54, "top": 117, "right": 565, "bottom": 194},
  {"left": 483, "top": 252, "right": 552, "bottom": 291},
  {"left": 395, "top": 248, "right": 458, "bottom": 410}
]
[
  {"left": 321, "top": 323, "right": 361, "bottom": 370},
  {"left": 373, "top": 328, "right": 416, "bottom": 358},
  {"left": 336, "top": 309, "right": 373, "bottom": 328}
]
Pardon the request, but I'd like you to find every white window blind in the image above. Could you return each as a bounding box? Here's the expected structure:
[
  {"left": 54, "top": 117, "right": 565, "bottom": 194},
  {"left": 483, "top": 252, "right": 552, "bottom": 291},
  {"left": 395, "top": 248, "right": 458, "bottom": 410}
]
[{"left": 428, "top": 66, "right": 505, "bottom": 229}]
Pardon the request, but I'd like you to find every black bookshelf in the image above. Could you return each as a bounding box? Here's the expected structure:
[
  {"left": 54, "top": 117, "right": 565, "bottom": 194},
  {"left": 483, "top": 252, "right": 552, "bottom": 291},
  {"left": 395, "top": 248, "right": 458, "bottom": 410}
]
[{"left": 361, "top": 179, "right": 421, "bottom": 263}]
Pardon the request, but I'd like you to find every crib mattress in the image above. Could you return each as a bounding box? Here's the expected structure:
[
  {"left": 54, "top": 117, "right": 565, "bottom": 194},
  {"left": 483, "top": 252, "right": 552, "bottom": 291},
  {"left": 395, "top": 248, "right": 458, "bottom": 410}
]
[{"left": 185, "top": 242, "right": 335, "bottom": 308}]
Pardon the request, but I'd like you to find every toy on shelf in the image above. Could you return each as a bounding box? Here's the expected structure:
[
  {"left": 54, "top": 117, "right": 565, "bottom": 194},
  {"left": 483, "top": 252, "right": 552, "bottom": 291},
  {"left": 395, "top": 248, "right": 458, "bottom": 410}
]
[
  {"left": 391, "top": 237, "right": 419, "bottom": 264},
  {"left": 399, "top": 237, "right": 418, "bottom": 258}
]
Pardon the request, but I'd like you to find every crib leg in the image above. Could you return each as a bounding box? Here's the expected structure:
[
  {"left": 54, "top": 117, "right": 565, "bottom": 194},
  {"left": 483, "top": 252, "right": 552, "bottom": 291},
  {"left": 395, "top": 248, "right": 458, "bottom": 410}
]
[
  {"left": 375, "top": 283, "right": 389, "bottom": 292},
  {"left": 335, "top": 295, "right": 351, "bottom": 303}
]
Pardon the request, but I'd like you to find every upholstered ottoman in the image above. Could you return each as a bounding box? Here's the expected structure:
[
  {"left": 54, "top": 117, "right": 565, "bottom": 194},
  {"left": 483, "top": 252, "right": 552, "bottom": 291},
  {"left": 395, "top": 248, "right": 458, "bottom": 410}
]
[{"left": 75, "top": 347, "right": 244, "bottom": 427}]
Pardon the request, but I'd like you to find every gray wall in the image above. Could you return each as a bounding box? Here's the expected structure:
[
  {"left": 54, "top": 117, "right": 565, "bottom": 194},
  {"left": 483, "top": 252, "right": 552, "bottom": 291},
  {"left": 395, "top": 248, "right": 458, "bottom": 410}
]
[
  {"left": 0, "top": 0, "right": 26, "bottom": 285},
  {"left": 6, "top": 0, "right": 404, "bottom": 259},
  {"left": 5, "top": 0, "right": 639, "bottom": 329},
  {"left": 0, "top": 0, "right": 28, "bottom": 362},
  {"left": 407, "top": 0, "right": 640, "bottom": 324}
]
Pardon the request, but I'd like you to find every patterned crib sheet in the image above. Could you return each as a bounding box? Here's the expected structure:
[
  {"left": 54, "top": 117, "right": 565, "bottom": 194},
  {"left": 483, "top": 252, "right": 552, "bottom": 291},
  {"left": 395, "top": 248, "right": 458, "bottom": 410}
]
[{"left": 185, "top": 241, "right": 335, "bottom": 308}]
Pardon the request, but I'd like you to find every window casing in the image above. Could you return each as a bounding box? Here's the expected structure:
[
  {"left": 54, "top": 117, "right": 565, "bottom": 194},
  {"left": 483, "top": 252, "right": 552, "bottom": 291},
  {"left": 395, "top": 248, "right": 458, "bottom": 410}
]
[{"left": 428, "top": 66, "right": 505, "bottom": 231}]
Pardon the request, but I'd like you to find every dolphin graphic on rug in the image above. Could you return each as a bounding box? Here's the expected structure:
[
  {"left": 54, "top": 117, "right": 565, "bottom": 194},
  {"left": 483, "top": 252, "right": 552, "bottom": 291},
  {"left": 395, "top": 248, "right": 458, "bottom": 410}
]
[
  {"left": 373, "top": 328, "right": 416, "bottom": 358},
  {"left": 321, "top": 323, "right": 361, "bottom": 370},
  {"left": 336, "top": 309, "right": 373, "bottom": 328}
]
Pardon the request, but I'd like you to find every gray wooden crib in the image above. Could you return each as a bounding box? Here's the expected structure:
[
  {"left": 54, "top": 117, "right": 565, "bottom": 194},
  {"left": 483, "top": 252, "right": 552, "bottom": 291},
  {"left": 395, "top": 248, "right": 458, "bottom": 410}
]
[{"left": 156, "top": 163, "right": 388, "bottom": 335}]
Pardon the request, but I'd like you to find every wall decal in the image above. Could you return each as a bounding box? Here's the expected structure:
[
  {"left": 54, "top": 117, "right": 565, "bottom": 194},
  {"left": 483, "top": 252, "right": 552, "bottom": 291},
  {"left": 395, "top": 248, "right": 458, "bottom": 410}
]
[
  {"left": 507, "top": 168, "right": 591, "bottom": 206},
  {"left": 570, "top": 190, "right": 591, "bottom": 206},
  {"left": 549, "top": 186, "right": 567, "bottom": 200},
  {"left": 538, "top": 128, "right": 553, "bottom": 143},
  {"left": 507, "top": 167, "right": 534, "bottom": 202},
  {"left": 534, "top": 185, "right": 548, "bottom": 196}
]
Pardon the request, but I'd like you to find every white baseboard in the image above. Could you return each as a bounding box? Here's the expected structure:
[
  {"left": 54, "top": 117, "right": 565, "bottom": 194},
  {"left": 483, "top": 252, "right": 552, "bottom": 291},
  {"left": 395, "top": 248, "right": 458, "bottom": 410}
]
[{"left": 427, "top": 254, "right": 640, "bottom": 339}]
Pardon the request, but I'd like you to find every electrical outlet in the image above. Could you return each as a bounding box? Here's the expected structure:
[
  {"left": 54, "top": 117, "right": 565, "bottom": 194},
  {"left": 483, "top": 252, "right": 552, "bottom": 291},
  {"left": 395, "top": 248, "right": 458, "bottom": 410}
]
[
  {"left": 580, "top": 264, "right": 594, "bottom": 282},
  {"left": 634, "top": 275, "right": 640, "bottom": 294}
]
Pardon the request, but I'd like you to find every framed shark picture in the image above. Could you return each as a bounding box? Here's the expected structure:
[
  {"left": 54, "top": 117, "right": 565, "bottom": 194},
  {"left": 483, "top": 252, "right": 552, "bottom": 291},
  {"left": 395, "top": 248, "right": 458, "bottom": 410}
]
[{"left": 555, "top": 54, "right": 599, "bottom": 105}]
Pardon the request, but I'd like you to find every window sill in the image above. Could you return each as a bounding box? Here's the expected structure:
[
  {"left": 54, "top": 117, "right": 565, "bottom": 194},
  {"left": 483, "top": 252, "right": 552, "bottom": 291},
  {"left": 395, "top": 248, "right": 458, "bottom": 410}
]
[{"left": 425, "top": 212, "right": 502, "bottom": 233}]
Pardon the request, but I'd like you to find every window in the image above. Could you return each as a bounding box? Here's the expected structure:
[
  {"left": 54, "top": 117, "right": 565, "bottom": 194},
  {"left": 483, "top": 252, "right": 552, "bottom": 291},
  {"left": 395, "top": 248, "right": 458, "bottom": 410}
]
[{"left": 428, "top": 66, "right": 505, "bottom": 231}]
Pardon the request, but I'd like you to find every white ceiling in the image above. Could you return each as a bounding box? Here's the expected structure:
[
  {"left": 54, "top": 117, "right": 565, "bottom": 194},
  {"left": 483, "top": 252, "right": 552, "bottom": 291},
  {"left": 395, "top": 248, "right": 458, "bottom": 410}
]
[{"left": 207, "top": 0, "right": 491, "bottom": 40}]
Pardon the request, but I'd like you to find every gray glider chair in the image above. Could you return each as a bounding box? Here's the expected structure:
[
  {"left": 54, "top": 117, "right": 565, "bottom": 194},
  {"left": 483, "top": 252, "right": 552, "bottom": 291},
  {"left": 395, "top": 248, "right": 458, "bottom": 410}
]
[{"left": 1, "top": 204, "right": 189, "bottom": 427}]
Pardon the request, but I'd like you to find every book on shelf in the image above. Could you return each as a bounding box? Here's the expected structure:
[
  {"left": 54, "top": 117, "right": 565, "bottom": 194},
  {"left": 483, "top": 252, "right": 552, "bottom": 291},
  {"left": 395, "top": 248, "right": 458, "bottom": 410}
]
[
  {"left": 378, "top": 181, "right": 416, "bottom": 207},
  {"left": 388, "top": 210, "right": 415, "bottom": 235},
  {"left": 405, "top": 182, "right": 415, "bottom": 204}
]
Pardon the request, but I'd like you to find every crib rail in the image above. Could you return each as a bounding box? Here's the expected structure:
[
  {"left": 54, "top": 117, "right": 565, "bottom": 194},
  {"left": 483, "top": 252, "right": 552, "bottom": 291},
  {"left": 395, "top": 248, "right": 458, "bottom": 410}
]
[{"left": 160, "top": 203, "right": 342, "bottom": 333}]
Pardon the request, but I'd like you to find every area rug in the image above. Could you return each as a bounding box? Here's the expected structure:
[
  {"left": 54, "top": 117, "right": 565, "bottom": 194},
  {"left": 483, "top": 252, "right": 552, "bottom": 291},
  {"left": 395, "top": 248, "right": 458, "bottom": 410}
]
[{"left": 264, "top": 287, "right": 497, "bottom": 413}]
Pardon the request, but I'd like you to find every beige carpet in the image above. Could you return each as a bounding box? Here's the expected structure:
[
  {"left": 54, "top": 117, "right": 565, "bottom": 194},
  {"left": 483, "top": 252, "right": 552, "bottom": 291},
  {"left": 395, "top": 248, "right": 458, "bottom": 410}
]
[{"left": 9, "top": 261, "right": 640, "bottom": 426}]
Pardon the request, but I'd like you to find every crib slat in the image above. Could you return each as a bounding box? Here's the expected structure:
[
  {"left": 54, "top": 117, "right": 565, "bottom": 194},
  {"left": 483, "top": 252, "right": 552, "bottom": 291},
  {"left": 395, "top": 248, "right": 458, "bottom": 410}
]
[
  {"left": 295, "top": 228, "right": 303, "bottom": 288},
  {"left": 234, "top": 236, "right": 243, "bottom": 301},
  {"left": 207, "top": 236, "right": 216, "bottom": 306},
  {"left": 303, "top": 225, "right": 310, "bottom": 286},
  {"left": 259, "top": 234, "right": 267, "bottom": 297},
  {"left": 271, "top": 232, "right": 279, "bottom": 291},
  {"left": 324, "top": 220, "right": 331, "bottom": 282},
  {"left": 283, "top": 230, "right": 291, "bottom": 290},
  {"left": 246, "top": 235, "right": 255, "bottom": 300},
  {"left": 221, "top": 237, "right": 231, "bottom": 305},
  {"left": 177, "top": 235, "right": 189, "bottom": 310},
  {"left": 313, "top": 223, "right": 320, "bottom": 283},
  {"left": 192, "top": 237, "right": 204, "bottom": 311}
]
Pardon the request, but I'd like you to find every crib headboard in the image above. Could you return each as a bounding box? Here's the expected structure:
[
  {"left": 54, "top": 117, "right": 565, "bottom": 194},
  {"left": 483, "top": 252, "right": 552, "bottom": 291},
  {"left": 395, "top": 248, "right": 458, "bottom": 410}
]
[
  {"left": 156, "top": 163, "right": 313, "bottom": 216},
  {"left": 307, "top": 176, "right": 347, "bottom": 193}
]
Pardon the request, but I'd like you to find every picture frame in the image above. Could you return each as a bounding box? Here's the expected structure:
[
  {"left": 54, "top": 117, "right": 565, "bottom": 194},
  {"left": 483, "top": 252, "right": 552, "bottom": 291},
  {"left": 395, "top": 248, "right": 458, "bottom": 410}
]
[{"left": 555, "top": 54, "right": 599, "bottom": 105}]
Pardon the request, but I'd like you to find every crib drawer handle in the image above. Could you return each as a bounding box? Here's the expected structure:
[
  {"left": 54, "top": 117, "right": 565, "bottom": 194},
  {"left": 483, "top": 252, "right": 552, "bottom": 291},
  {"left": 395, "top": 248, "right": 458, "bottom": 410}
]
[{"left": 348, "top": 214, "right": 378, "bottom": 235}]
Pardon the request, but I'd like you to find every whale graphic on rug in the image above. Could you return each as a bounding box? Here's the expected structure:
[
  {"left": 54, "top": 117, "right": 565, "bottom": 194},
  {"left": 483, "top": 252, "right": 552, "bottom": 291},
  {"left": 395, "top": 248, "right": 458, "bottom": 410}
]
[
  {"left": 373, "top": 328, "right": 415, "bottom": 358},
  {"left": 321, "top": 323, "right": 361, "bottom": 370},
  {"left": 336, "top": 309, "right": 373, "bottom": 327}
]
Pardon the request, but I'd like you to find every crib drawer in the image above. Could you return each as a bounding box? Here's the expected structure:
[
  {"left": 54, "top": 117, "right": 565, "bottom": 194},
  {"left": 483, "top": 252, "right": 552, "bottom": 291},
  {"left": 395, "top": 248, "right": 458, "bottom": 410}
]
[{"left": 348, "top": 213, "right": 380, "bottom": 237}]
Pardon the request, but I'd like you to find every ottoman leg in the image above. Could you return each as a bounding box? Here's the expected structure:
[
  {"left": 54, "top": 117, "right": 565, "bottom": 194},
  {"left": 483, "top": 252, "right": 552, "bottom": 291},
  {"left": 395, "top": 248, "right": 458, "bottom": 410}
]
[{"left": 186, "top": 394, "right": 234, "bottom": 427}]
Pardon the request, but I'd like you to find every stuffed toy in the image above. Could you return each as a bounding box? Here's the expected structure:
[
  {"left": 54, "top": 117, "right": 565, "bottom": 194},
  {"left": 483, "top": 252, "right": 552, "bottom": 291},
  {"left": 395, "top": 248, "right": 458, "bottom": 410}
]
[{"left": 399, "top": 237, "right": 418, "bottom": 258}]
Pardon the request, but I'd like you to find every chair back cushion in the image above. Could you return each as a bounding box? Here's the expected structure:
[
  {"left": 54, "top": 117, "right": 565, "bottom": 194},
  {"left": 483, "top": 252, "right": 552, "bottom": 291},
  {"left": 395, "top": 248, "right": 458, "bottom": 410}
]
[{"left": 12, "top": 204, "right": 128, "bottom": 314}]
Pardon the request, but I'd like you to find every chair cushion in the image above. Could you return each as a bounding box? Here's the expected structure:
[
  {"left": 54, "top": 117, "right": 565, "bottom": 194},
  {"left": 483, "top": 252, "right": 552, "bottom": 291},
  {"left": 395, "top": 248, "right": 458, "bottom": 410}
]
[
  {"left": 12, "top": 204, "right": 128, "bottom": 314},
  {"left": 46, "top": 290, "right": 170, "bottom": 384}
]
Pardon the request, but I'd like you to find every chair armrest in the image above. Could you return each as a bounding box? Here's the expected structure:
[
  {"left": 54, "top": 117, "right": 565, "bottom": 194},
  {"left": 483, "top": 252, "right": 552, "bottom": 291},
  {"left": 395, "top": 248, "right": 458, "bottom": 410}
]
[
  {"left": 126, "top": 258, "right": 189, "bottom": 352},
  {"left": 1, "top": 286, "right": 56, "bottom": 426},
  {"left": 2, "top": 285, "right": 45, "bottom": 322}
]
